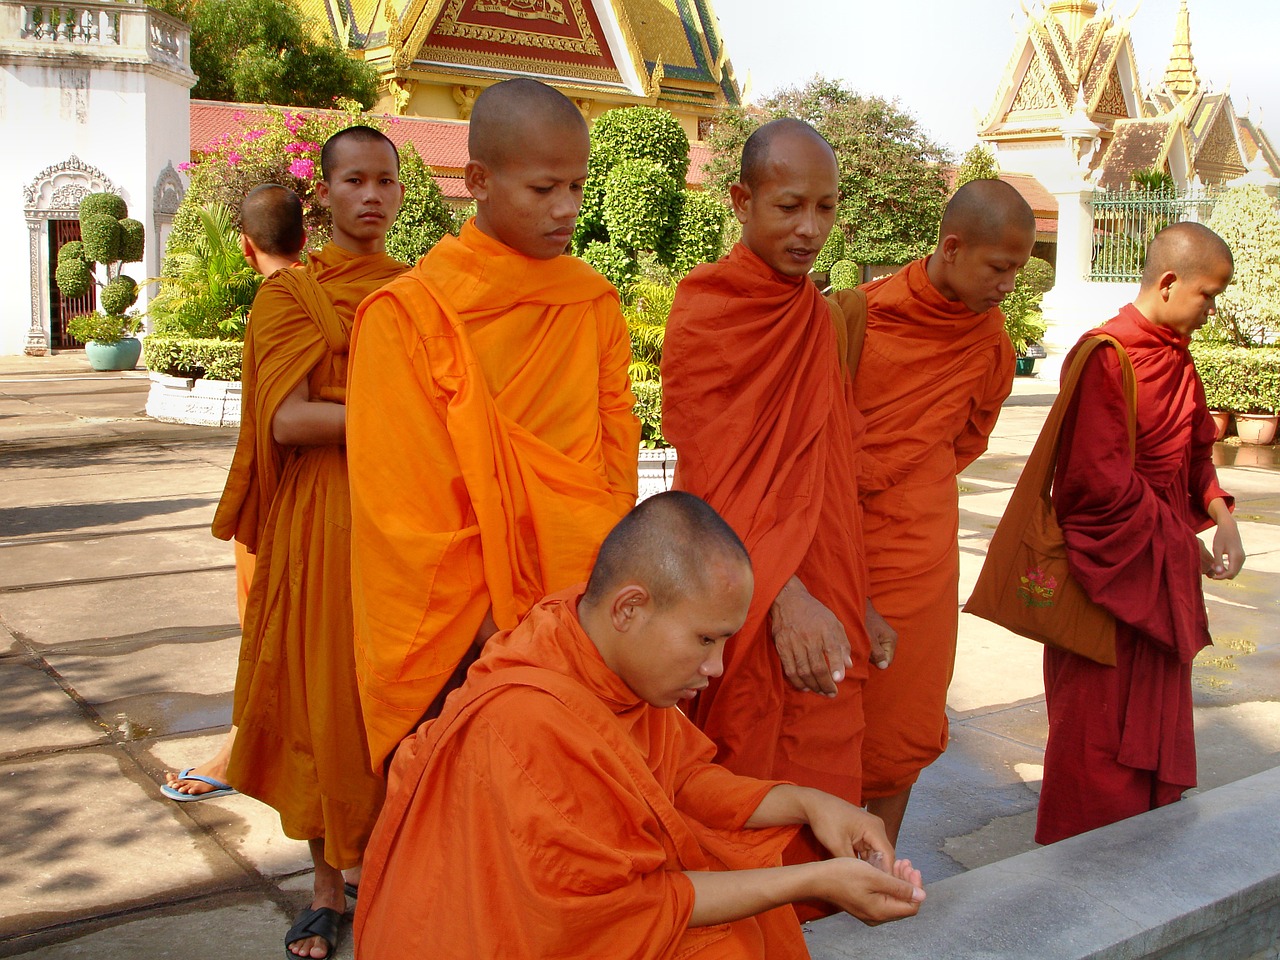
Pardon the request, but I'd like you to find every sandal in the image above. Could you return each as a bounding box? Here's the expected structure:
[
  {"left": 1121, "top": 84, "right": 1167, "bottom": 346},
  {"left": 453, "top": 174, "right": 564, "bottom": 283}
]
[{"left": 284, "top": 906, "right": 341, "bottom": 959}]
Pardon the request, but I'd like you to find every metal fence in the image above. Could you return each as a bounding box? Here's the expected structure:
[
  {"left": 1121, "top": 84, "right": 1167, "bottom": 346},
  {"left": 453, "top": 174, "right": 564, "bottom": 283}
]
[{"left": 1089, "top": 186, "right": 1222, "bottom": 281}]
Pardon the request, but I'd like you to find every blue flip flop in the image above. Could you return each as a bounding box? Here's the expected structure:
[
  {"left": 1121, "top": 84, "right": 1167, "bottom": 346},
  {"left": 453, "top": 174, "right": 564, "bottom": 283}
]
[{"left": 160, "top": 767, "right": 238, "bottom": 802}]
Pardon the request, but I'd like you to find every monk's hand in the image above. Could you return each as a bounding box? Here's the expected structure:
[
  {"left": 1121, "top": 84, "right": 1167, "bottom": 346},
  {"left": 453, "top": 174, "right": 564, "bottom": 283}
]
[
  {"left": 798, "top": 788, "right": 897, "bottom": 867},
  {"left": 770, "top": 577, "right": 852, "bottom": 697},
  {"left": 866, "top": 600, "right": 897, "bottom": 670},
  {"left": 814, "top": 856, "right": 925, "bottom": 926},
  {"left": 1205, "top": 503, "right": 1245, "bottom": 580}
]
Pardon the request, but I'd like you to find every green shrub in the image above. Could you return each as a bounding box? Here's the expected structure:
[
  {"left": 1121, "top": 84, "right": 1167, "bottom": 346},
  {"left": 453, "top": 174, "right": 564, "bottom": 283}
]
[
  {"left": 143, "top": 336, "right": 244, "bottom": 381},
  {"left": 1204, "top": 186, "right": 1280, "bottom": 347},
  {"left": 79, "top": 192, "right": 127, "bottom": 222},
  {"left": 813, "top": 227, "right": 846, "bottom": 272},
  {"left": 668, "top": 191, "right": 729, "bottom": 277},
  {"left": 632, "top": 379, "right": 665, "bottom": 449},
  {"left": 581, "top": 240, "right": 639, "bottom": 298},
  {"left": 385, "top": 146, "right": 456, "bottom": 265},
  {"left": 602, "top": 160, "right": 682, "bottom": 254},
  {"left": 101, "top": 276, "right": 139, "bottom": 316},
  {"left": 58, "top": 240, "right": 86, "bottom": 265},
  {"left": 623, "top": 279, "right": 675, "bottom": 382},
  {"left": 81, "top": 214, "right": 122, "bottom": 264},
  {"left": 589, "top": 107, "right": 689, "bottom": 185},
  {"left": 119, "top": 219, "right": 146, "bottom": 263},
  {"left": 1003, "top": 256, "right": 1054, "bottom": 354},
  {"left": 829, "top": 260, "right": 860, "bottom": 290},
  {"left": 1190, "top": 343, "right": 1280, "bottom": 414},
  {"left": 55, "top": 257, "right": 92, "bottom": 299},
  {"left": 68, "top": 311, "right": 140, "bottom": 345}
]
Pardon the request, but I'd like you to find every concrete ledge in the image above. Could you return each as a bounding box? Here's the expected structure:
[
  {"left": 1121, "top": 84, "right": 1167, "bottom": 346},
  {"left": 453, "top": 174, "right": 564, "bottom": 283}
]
[
  {"left": 638, "top": 447, "right": 677, "bottom": 501},
  {"left": 808, "top": 766, "right": 1280, "bottom": 960},
  {"left": 144, "top": 372, "right": 240, "bottom": 427}
]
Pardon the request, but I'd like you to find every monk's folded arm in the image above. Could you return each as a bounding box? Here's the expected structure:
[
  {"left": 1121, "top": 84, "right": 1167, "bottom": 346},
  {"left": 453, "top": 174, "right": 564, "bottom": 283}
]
[
  {"left": 272, "top": 375, "right": 346, "bottom": 446},
  {"left": 684, "top": 863, "right": 824, "bottom": 926}
]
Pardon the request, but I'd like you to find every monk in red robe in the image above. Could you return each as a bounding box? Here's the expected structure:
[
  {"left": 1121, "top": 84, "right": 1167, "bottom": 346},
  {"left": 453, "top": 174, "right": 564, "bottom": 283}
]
[
  {"left": 213, "top": 133, "right": 407, "bottom": 958},
  {"left": 662, "top": 120, "right": 896, "bottom": 887},
  {"left": 163, "top": 184, "right": 306, "bottom": 803},
  {"left": 857, "top": 179, "right": 1035, "bottom": 842},
  {"left": 346, "top": 79, "right": 638, "bottom": 773},
  {"left": 1036, "top": 222, "right": 1244, "bottom": 844},
  {"left": 355, "top": 492, "right": 925, "bottom": 958}
]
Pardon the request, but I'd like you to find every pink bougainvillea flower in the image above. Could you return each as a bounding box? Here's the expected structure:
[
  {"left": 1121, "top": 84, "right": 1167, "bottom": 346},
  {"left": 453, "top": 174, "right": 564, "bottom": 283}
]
[
  {"left": 289, "top": 158, "right": 315, "bottom": 179},
  {"left": 227, "top": 150, "right": 243, "bottom": 166},
  {"left": 177, "top": 161, "right": 195, "bottom": 171}
]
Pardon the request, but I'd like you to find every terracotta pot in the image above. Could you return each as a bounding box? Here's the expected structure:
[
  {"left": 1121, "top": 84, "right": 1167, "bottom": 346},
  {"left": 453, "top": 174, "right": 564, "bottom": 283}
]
[
  {"left": 1208, "top": 410, "right": 1231, "bottom": 442},
  {"left": 1233, "top": 413, "right": 1279, "bottom": 445}
]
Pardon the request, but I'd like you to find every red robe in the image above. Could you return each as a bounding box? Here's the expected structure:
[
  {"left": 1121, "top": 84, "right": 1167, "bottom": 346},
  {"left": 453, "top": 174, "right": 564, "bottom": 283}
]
[
  {"left": 662, "top": 243, "right": 869, "bottom": 868},
  {"left": 354, "top": 590, "right": 808, "bottom": 960},
  {"left": 856, "top": 258, "right": 1014, "bottom": 799},
  {"left": 1036, "top": 304, "right": 1232, "bottom": 844}
]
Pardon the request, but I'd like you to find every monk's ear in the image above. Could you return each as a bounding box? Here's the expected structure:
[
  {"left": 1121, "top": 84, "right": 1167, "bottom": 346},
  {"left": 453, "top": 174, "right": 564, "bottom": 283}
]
[
  {"left": 609, "top": 584, "right": 651, "bottom": 633},
  {"left": 1157, "top": 270, "right": 1178, "bottom": 301},
  {"left": 464, "top": 159, "right": 490, "bottom": 202},
  {"left": 729, "top": 181, "right": 752, "bottom": 225},
  {"left": 939, "top": 233, "right": 962, "bottom": 264},
  {"left": 315, "top": 177, "right": 332, "bottom": 210},
  {"left": 240, "top": 234, "right": 260, "bottom": 272}
]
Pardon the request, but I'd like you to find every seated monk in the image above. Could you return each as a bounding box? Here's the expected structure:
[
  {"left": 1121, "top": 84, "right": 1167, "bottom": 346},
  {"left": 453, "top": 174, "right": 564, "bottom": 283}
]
[
  {"left": 346, "top": 78, "right": 639, "bottom": 773},
  {"left": 857, "top": 179, "right": 1036, "bottom": 843},
  {"left": 661, "top": 119, "right": 897, "bottom": 891},
  {"left": 354, "top": 491, "right": 925, "bottom": 958},
  {"left": 162, "top": 183, "right": 307, "bottom": 803}
]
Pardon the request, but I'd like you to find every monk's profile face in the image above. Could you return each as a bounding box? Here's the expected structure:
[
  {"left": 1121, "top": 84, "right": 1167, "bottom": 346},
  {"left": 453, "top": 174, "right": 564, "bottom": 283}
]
[
  {"left": 316, "top": 138, "right": 404, "bottom": 255},
  {"left": 466, "top": 120, "right": 589, "bottom": 260},
  {"left": 730, "top": 133, "right": 838, "bottom": 278},
  {"left": 1155, "top": 259, "right": 1233, "bottom": 336},
  {"left": 933, "top": 225, "right": 1034, "bottom": 314},
  {"left": 611, "top": 558, "right": 752, "bottom": 709}
]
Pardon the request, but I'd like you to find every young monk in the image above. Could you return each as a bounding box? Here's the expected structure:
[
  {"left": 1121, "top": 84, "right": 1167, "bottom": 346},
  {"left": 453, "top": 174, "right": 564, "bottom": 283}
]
[
  {"left": 1036, "top": 221, "right": 1244, "bottom": 844},
  {"left": 212, "top": 130, "right": 407, "bottom": 958},
  {"left": 162, "top": 183, "right": 306, "bottom": 802},
  {"left": 354, "top": 492, "right": 925, "bottom": 958},
  {"left": 346, "top": 78, "right": 638, "bottom": 773},
  {"left": 856, "top": 179, "right": 1036, "bottom": 843},
  {"left": 661, "top": 119, "right": 896, "bottom": 899}
]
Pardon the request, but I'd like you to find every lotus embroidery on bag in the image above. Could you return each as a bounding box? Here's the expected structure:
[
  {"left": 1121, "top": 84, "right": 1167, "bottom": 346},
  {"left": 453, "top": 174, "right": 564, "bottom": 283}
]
[{"left": 1017, "top": 565, "right": 1058, "bottom": 608}]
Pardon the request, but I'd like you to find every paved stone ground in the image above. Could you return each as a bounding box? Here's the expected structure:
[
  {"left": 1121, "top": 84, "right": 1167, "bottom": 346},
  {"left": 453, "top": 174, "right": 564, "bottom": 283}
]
[{"left": 0, "top": 354, "right": 1276, "bottom": 958}]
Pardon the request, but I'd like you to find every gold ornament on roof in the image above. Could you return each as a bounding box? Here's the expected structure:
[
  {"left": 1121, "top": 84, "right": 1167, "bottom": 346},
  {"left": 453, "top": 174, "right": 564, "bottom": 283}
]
[{"left": 474, "top": 0, "right": 568, "bottom": 25}]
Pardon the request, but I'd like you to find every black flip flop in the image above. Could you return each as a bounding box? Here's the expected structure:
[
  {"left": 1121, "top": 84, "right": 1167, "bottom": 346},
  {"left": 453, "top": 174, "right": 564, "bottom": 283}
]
[{"left": 285, "top": 906, "right": 341, "bottom": 960}]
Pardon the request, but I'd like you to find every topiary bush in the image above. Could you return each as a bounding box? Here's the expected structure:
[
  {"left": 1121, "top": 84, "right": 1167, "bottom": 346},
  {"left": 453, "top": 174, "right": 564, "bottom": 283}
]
[
  {"left": 143, "top": 335, "right": 244, "bottom": 381},
  {"left": 829, "top": 260, "right": 860, "bottom": 290},
  {"left": 813, "top": 227, "right": 846, "bottom": 273},
  {"left": 602, "top": 160, "right": 682, "bottom": 254},
  {"left": 581, "top": 240, "right": 640, "bottom": 299},
  {"left": 669, "top": 191, "right": 730, "bottom": 276},
  {"left": 55, "top": 192, "right": 144, "bottom": 342},
  {"left": 385, "top": 146, "right": 455, "bottom": 266}
]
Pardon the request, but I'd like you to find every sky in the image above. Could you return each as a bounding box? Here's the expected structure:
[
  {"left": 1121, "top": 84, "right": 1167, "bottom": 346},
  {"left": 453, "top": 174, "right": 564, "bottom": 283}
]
[{"left": 712, "top": 0, "right": 1280, "bottom": 158}]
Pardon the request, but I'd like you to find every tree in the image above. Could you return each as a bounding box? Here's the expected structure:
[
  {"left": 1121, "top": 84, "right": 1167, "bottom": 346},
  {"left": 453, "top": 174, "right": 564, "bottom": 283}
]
[
  {"left": 1205, "top": 186, "right": 1280, "bottom": 346},
  {"left": 57, "top": 193, "right": 145, "bottom": 344},
  {"left": 154, "top": 0, "right": 379, "bottom": 109},
  {"left": 955, "top": 144, "right": 1000, "bottom": 190},
  {"left": 703, "top": 76, "right": 951, "bottom": 266},
  {"left": 573, "top": 106, "right": 729, "bottom": 296}
]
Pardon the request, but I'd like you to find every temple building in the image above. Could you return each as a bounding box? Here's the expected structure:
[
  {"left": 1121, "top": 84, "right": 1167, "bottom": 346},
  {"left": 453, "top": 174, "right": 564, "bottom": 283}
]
[{"left": 294, "top": 0, "right": 742, "bottom": 141}]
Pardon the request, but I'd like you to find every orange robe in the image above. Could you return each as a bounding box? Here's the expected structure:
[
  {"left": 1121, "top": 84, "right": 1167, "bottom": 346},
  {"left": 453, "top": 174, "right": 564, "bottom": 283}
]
[
  {"left": 662, "top": 243, "right": 870, "bottom": 863},
  {"left": 856, "top": 258, "right": 1015, "bottom": 799},
  {"left": 355, "top": 589, "right": 809, "bottom": 960},
  {"left": 212, "top": 243, "right": 407, "bottom": 868},
  {"left": 346, "top": 221, "right": 639, "bottom": 770},
  {"left": 233, "top": 539, "right": 253, "bottom": 627}
]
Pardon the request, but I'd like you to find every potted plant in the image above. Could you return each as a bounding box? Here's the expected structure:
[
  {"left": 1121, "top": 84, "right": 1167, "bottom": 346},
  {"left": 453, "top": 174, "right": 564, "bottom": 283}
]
[
  {"left": 55, "top": 192, "right": 146, "bottom": 371},
  {"left": 1230, "top": 350, "right": 1280, "bottom": 445},
  {"left": 1003, "top": 257, "right": 1053, "bottom": 375}
]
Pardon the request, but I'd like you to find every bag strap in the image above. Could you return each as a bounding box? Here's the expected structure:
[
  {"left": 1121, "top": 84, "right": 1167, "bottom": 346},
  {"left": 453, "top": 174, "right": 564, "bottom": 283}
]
[
  {"left": 827, "top": 288, "right": 868, "bottom": 380},
  {"left": 1023, "top": 334, "right": 1138, "bottom": 504}
]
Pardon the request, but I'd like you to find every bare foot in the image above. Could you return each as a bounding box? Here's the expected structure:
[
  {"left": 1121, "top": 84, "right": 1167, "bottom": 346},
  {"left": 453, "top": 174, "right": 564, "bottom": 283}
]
[{"left": 163, "top": 729, "right": 236, "bottom": 796}]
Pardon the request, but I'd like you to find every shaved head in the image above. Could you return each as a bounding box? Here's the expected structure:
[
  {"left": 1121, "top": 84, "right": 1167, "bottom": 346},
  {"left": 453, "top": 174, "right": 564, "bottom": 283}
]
[
  {"left": 740, "top": 118, "right": 837, "bottom": 190},
  {"left": 469, "top": 78, "right": 587, "bottom": 170},
  {"left": 239, "top": 184, "right": 304, "bottom": 258},
  {"left": 320, "top": 125, "right": 399, "bottom": 181},
  {"left": 1141, "top": 221, "right": 1233, "bottom": 288},
  {"left": 583, "top": 492, "right": 750, "bottom": 611},
  {"left": 940, "top": 179, "right": 1035, "bottom": 245}
]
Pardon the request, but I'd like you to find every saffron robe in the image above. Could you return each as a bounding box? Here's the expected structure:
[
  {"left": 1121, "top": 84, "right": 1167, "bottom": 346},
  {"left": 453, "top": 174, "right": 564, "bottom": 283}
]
[
  {"left": 662, "top": 243, "right": 870, "bottom": 856},
  {"left": 354, "top": 590, "right": 809, "bottom": 960},
  {"left": 213, "top": 243, "right": 407, "bottom": 868},
  {"left": 346, "top": 221, "right": 640, "bottom": 770},
  {"left": 856, "top": 258, "right": 1015, "bottom": 798},
  {"left": 1036, "top": 304, "right": 1232, "bottom": 844}
]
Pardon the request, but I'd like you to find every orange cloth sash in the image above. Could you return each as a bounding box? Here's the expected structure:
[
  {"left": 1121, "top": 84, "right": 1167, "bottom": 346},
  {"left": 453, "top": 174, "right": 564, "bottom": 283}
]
[
  {"left": 215, "top": 244, "right": 406, "bottom": 867},
  {"left": 855, "top": 258, "right": 1014, "bottom": 798},
  {"left": 347, "top": 222, "right": 640, "bottom": 770},
  {"left": 355, "top": 590, "right": 808, "bottom": 960},
  {"left": 661, "top": 242, "right": 869, "bottom": 816}
]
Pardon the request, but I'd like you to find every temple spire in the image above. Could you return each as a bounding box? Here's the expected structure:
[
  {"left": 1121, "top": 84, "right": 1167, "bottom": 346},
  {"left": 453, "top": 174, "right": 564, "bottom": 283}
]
[
  {"left": 1047, "top": 0, "right": 1099, "bottom": 43},
  {"left": 1162, "top": 0, "right": 1200, "bottom": 98}
]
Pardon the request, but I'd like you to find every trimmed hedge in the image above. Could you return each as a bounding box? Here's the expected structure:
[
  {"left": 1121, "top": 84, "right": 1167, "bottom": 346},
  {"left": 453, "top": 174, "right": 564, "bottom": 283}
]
[
  {"left": 829, "top": 260, "right": 860, "bottom": 290},
  {"left": 144, "top": 336, "right": 244, "bottom": 382},
  {"left": 1191, "top": 343, "right": 1280, "bottom": 414}
]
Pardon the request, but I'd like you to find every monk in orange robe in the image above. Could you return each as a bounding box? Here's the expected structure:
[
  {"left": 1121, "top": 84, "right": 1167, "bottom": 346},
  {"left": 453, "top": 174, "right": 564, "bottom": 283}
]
[
  {"left": 163, "top": 184, "right": 306, "bottom": 802},
  {"left": 857, "top": 179, "right": 1036, "bottom": 842},
  {"left": 212, "top": 133, "right": 407, "bottom": 959},
  {"left": 662, "top": 120, "right": 896, "bottom": 890},
  {"left": 1037, "top": 223, "right": 1244, "bottom": 844},
  {"left": 347, "top": 79, "right": 639, "bottom": 772},
  {"left": 355, "top": 492, "right": 925, "bottom": 958}
]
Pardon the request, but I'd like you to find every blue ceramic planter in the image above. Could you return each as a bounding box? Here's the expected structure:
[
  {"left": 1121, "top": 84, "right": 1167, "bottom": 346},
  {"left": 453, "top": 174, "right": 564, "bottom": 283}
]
[{"left": 85, "top": 337, "right": 142, "bottom": 372}]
